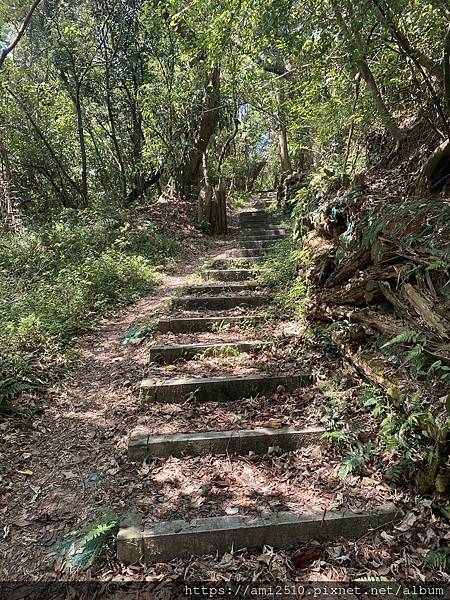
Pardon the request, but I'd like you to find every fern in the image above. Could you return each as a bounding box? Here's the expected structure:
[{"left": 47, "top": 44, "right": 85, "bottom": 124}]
[
  {"left": 55, "top": 511, "right": 118, "bottom": 572},
  {"left": 426, "top": 547, "right": 450, "bottom": 573},
  {"left": 382, "top": 330, "right": 426, "bottom": 348},
  {"left": 402, "top": 344, "right": 428, "bottom": 374}
]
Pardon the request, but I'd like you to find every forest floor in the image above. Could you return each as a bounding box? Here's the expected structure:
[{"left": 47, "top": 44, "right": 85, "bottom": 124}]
[{"left": 0, "top": 199, "right": 448, "bottom": 586}]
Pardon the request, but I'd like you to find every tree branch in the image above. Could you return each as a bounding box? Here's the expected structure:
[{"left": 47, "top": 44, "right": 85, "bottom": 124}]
[{"left": 0, "top": 0, "right": 43, "bottom": 69}]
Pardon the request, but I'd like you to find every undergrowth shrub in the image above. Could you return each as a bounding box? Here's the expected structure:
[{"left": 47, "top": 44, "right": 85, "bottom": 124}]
[
  {"left": 258, "top": 236, "right": 309, "bottom": 316},
  {"left": 0, "top": 213, "right": 176, "bottom": 410}
]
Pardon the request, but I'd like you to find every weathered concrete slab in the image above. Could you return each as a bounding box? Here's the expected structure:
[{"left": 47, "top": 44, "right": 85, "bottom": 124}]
[
  {"left": 241, "top": 226, "right": 286, "bottom": 234},
  {"left": 156, "top": 315, "right": 262, "bottom": 334},
  {"left": 149, "top": 340, "right": 264, "bottom": 363},
  {"left": 224, "top": 248, "right": 268, "bottom": 258},
  {"left": 140, "top": 373, "right": 311, "bottom": 403},
  {"left": 117, "top": 503, "right": 398, "bottom": 563},
  {"left": 210, "top": 256, "right": 265, "bottom": 266},
  {"left": 240, "top": 218, "right": 280, "bottom": 226},
  {"left": 239, "top": 240, "right": 276, "bottom": 249},
  {"left": 184, "top": 283, "right": 261, "bottom": 294},
  {"left": 239, "top": 231, "right": 286, "bottom": 240},
  {"left": 128, "top": 426, "right": 324, "bottom": 460},
  {"left": 201, "top": 269, "right": 260, "bottom": 282},
  {"left": 171, "top": 294, "right": 273, "bottom": 311}
]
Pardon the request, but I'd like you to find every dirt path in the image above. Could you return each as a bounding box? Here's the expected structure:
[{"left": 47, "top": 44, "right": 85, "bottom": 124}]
[
  {"left": 1, "top": 196, "right": 448, "bottom": 584},
  {"left": 0, "top": 230, "right": 238, "bottom": 579}
]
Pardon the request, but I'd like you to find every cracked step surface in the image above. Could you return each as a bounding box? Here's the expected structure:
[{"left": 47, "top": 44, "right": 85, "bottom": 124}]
[
  {"left": 239, "top": 231, "right": 286, "bottom": 240},
  {"left": 223, "top": 248, "right": 269, "bottom": 258},
  {"left": 238, "top": 240, "right": 277, "bottom": 249},
  {"left": 210, "top": 256, "right": 266, "bottom": 266},
  {"left": 140, "top": 373, "right": 311, "bottom": 403}
]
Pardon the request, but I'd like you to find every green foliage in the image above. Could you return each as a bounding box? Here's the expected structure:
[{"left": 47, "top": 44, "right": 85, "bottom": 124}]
[
  {"left": 122, "top": 321, "right": 157, "bottom": 346},
  {"left": 257, "top": 236, "right": 308, "bottom": 316},
  {"left": 323, "top": 425, "right": 373, "bottom": 479},
  {"left": 361, "top": 385, "right": 448, "bottom": 486},
  {"left": 0, "top": 355, "right": 43, "bottom": 413},
  {"left": 426, "top": 547, "right": 450, "bottom": 573},
  {"left": 54, "top": 509, "right": 118, "bottom": 572},
  {"left": 0, "top": 213, "right": 175, "bottom": 406},
  {"left": 382, "top": 330, "right": 426, "bottom": 348}
]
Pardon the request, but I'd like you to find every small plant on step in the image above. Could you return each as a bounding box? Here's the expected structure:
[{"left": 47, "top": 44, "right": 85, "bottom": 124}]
[
  {"left": 209, "top": 320, "right": 231, "bottom": 333},
  {"left": 320, "top": 388, "right": 372, "bottom": 479},
  {"left": 323, "top": 423, "right": 373, "bottom": 479}
]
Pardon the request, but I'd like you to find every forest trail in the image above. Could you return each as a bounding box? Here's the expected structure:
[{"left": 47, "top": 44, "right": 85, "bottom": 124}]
[
  {"left": 117, "top": 192, "right": 397, "bottom": 564},
  {"left": 1, "top": 192, "right": 443, "bottom": 581}
]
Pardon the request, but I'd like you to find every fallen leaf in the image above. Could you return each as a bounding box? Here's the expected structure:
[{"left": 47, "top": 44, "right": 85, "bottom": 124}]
[
  {"left": 292, "top": 546, "right": 322, "bottom": 569},
  {"left": 225, "top": 506, "right": 239, "bottom": 515},
  {"left": 13, "top": 519, "right": 32, "bottom": 528},
  {"left": 395, "top": 512, "right": 418, "bottom": 532}
]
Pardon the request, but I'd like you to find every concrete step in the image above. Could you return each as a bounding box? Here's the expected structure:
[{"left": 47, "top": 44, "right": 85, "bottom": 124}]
[
  {"left": 149, "top": 341, "right": 265, "bottom": 364},
  {"left": 241, "top": 226, "right": 285, "bottom": 234},
  {"left": 210, "top": 256, "right": 265, "bottom": 267},
  {"left": 240, "top": 217, "right": 280, "bottom": 226},
  {"left": 239, "top": 240, "right": 276, "bottom": 249},
  {"left": 185, "top": 283, "right": 261, "bottom": 294},
  {"left": 172, "top": 294, "right": 273, "bottom": 311},
  {"left": 239, "top": 210, "right": 267, "bottom": 217},
  {"left": 117, "top": 503, "right": 398, "bottom": 564},
  {"left": 239, "top": 231, "right": 286, "bottom": 240},
  {"left": 201, "top": 269, "right": 261, "bottom": 282},
  {"left": 140, "top": 373, "right": 310, "bottom": 403},
  {"left": 239, "top": 210, "right": 277, "bottom": 219},
  {"left": 156, "top": 315, "right": 262, "bottom": 334},
  {"left": 224, "top": 248, "right": 268, "bottom": 258},
  {"left": 128, "top": 425, "right": 324, "bottom": 460}
]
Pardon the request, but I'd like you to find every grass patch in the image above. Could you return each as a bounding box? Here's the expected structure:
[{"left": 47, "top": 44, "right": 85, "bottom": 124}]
[
  {"left": 257, "top": 235, "right": 309, "bottom": 317},
  {"left": 0, "top": 210, "right": 176, "bottom": 411}
]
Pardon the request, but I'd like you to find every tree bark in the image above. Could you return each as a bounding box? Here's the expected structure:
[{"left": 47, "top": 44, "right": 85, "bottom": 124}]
[
  {"left": 415, "top": 138, "right": 450, "bottom": 195},
  {"left": 0, "top": 131, "right": 21, "bottom": 230},
  {"left": 444, "top": 23, "right": 450, "bottom": 116},
  {"left": 75, "top": 85, "right": 88, "bottom": 205},
  {"left": 103, "top": 42, "right": 127, "bottom": 199},
  {"left": 180, "top": 65, "right": 221, "bottom": 197}
]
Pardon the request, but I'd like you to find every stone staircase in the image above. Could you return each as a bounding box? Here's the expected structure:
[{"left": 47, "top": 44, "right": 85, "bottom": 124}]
[{"left": 117, "top": 192, "right": 397, "bottom": 564}]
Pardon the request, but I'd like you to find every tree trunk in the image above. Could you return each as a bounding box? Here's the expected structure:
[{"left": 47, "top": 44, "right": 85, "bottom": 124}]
[
  {"left": 276, "top": 88, "right": 293, "bottom": 175},
  {"left": 356, "top": 59, "right": 403, "bottom": 143},
  {"left": 416, "top": 138, "right": 450, "bottom": 195},
  {"left": 198, "top": 152, "right": 214, "bottom": 226},
  {"left": 180, "top": 65, "right": 220, "bottom": 197},
  {"left": 74, "top": 85, "right": 88, "bottom": 205},
  {"left": 0, "top": 131, "right": 21, "bottom": 230},
  {"left": 444, "top": 23, "right": 450, "bottom": 116},
  {"left": 104, "top": 44, "right": 127, "bottom": 199},
  {"left": 246, "top": 160, "right": 266, "bottom": 192}
]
